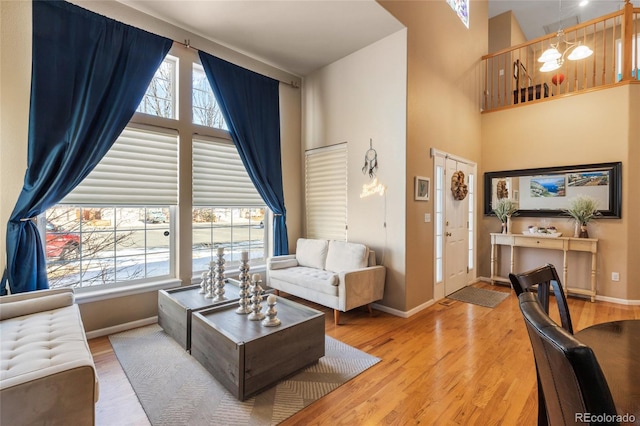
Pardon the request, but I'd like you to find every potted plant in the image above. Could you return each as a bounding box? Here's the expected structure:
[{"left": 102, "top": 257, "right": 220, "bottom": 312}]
[
  {"left": 564, "top": 195, "right": 600, "bottom": 238},
  {"left": 492, "top": 198, "right": 518, "bottom": 234}
]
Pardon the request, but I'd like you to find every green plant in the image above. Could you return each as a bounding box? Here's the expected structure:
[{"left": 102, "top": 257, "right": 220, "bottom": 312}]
[
  {"left": 492, "top": 198, "right": 518, "bottom": 223},
  {"left": 564, "top": 195, "right": 601, "bottom": 225}
]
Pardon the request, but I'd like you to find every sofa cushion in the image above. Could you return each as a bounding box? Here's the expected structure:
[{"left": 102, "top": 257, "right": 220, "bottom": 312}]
[
  {"left": 0, "top": 292, "right": 74, "bottom": 321},
  {"left": 325, "top": 240, "right": 369, "bottom": 273},
  {"left": 295, "top": 238, "right": 328, "bottom": 270},
  {"left": 0, "top": 304, "right": 99, "bottom": 399},
  {"left": 269, "top": 267, "right": 339, "bottom": 296}
]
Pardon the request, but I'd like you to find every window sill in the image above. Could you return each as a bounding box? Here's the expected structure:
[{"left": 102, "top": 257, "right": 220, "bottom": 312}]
[
  {"left": 190, "top": 264, "right": 266, "bottom": 285},
  {"left": 74, "top": 278, "right": 181, "bottom": 304}
]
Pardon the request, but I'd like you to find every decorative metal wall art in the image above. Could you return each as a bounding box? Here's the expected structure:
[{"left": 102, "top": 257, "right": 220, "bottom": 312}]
[{"left": 362, "top": 138, "right": 378, "bottom": 178}]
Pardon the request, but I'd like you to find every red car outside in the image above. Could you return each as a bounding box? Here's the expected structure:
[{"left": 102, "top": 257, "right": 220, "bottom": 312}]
[{"left": 46, "top": 222, "right": 80, "bottom": 259}]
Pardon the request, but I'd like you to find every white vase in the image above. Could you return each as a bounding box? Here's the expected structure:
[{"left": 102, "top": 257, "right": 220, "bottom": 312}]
[
  {"left": 506, "top": 215, "right": 512, "bottom": 234},
  {"left": 573, "top": 221, "right": 580, "bottom": 238}
]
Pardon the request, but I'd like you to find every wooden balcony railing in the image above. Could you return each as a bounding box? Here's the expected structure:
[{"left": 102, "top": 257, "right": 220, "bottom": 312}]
[{"left": 482, "top": 0, "right": 639, "bottom": 112}]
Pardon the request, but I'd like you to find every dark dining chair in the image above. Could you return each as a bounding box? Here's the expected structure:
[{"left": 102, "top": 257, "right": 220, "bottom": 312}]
[
  {"left": 518, "top": 292, "right": 619, "bottom": 426},
  {"left": 509, "top": 263, "right": 573, "bottom": 334},
  {"left": 509, "top": 264, "right": 574, "bottom": 425}
]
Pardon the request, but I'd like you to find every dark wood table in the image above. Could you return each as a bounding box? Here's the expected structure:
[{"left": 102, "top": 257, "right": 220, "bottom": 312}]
[
  {"left": 158, "top": 279, "right": 244, "bottom": 351},
  {"left": 576, "top": 320, "right": 640, "bottom": 423},
  {"left": 190, "top": 297, "right": 325, "bottom": 401}
]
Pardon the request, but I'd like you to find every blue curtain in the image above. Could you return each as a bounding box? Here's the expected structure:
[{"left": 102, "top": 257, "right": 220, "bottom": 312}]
[
  {"left": 198, "top": 52, "right": 289, "bottom": 256},
  {"left": 1, "top": 1, "right": 172, "bottom": 295}
]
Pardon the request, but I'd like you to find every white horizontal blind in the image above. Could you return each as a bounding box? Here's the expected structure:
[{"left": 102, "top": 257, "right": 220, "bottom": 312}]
[
  {"left": 305, "top": 143, "right": 347, "bottom": 241},
  {"left": 62, "top": 127, "right": 178, "bottom": 205},
  {"left": 193, "top": 137, "right": 263, "bottom": 206}
]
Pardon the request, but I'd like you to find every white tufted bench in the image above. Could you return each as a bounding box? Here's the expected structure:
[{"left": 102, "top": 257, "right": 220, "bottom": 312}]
[{"left": 0, "top": 288, "right": 98, "bottom": 426}]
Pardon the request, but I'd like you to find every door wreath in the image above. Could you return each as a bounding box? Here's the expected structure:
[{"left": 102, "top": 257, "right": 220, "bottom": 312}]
[{"left": 451, "top": 170, "right": 468, "bottom": 200}]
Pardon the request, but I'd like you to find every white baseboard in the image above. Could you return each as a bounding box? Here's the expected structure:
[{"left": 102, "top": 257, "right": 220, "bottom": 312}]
[
  {"left": 372, "top": 299, "right": 436, "bottom": 319},
  {"left": 595, "top": 295, "right": 640, "bottom": 305},
  {"left": 85, "top": 316, "right": 157, "bottom": 340},
  {"left": 477, "top": 276, "right": 640, "bottom": 305}
]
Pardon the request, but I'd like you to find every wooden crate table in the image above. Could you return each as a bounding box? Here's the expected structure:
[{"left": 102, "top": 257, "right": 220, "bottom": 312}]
[
  {"left": 190, "top": 297, "right": 325, "bottom": 401},
  {"left": 158, "top": 279, "right": 244, "bottom": 351}
]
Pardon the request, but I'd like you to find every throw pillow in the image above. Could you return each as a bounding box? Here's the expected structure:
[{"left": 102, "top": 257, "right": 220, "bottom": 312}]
[
  {"left": 295, "top": 238, "right": 329, "bottom": 270},
  {"left": 325, "top": 240, "right": 369, "bottom": 273}
]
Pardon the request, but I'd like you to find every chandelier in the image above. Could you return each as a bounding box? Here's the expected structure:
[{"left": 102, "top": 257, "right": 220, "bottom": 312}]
[{"left": 538, "top": 29, "right": 593, "bottom": 72}]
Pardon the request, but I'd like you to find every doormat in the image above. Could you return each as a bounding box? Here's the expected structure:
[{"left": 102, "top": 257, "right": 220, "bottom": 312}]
[{"left": 447, "top": 286, "right": 510, "bottom": 308}]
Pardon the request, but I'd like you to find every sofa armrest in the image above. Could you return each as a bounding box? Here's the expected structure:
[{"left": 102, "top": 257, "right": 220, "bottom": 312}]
[
  {"left": 267, "top": 255, "right": 298, "bottom": 270},
  {"left": 338, "top": 265, "right": 386, "bottom": 311},
  {"left": 0, "top": 288, "right": 75, "bottom": 320}
]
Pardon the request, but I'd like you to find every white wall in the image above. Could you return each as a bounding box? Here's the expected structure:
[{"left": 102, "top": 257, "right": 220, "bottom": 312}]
[{"left": 303, "top": 29, "right": 408, "bottom": 310}]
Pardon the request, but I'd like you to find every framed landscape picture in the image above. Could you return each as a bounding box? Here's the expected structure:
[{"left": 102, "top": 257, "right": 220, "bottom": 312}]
[
  {"left": 415, "top": 176, "right": 430, "bottom": 201},
  {"left": 484, "top": 162, "right": 622, "bottom": 218}
]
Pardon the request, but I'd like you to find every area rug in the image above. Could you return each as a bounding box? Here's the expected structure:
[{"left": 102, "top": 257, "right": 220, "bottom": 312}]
[
  {"left": 447, "top": 286, "right": 510, "bottom": 308},
  {"left": 109, "top": 324, "right": 380, "bottom": 425}
]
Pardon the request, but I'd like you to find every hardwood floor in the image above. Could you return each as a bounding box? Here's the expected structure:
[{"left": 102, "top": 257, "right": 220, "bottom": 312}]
[{"left": 89, "top": 283, "right": 640, "bottom": 425}]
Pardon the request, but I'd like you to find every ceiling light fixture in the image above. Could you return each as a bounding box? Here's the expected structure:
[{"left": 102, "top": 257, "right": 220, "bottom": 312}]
[
  {"left": 538, "top": 0, "right": 593, "bottom": 72},
  {"left": 538, "top": 29, "right": 593, "bottom": 72}
]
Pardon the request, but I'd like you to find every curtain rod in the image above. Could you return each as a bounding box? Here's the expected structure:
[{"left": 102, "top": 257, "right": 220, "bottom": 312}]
[{"left": 178, "top": 39, "right": 300, "bottom": 89}]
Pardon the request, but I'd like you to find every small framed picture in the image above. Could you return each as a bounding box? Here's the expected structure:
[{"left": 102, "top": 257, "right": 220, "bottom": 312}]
[{"left": 414, "top": 176, "right": 430, "bottom": 201}]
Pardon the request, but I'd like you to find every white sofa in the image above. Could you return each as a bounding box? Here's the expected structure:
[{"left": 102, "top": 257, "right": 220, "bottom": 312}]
[
  {"left": 0, "top": 288, "right": 98, "bottom": 426},
  {"left": 267, "top": 238, "right": 386, "bottom": 324}
]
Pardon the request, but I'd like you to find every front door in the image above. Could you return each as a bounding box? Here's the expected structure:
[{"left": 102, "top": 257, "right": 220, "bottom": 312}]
[{"left": 444, "top": 158, "right": 470, "bottom": 296}]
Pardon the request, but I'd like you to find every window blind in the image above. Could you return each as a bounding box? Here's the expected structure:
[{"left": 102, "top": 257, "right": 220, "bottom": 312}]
[
  {"left": 305, "top": 143, "right": 347, "bottom": 241},
  {"left": 192, "top": 137, "right": 263, "bottom": 206},
  {"left": 62, "top": 127, "right": 178, "bottom": 205}
]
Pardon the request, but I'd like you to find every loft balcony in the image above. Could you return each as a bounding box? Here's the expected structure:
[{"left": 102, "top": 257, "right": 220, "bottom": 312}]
[{"left": 482, "top": 0, "right": 639, "bottom": 112}]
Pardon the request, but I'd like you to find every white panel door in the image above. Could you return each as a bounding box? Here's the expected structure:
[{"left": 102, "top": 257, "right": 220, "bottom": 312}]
[{"left": 444, "top": 158, "right": 470, "bottom": 296}]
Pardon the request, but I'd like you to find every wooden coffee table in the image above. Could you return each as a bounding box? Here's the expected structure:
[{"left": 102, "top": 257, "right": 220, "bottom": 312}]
[
  {"left": 158, "top": 279, "right": 244, "bottom": 351},
  {"left": 190, "top": 296, "right": 325, "bottom": 401}
]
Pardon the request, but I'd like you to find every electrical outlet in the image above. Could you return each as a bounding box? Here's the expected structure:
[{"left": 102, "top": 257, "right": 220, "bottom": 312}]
[{"left": 611, "top": 272, "right": 620, "bottom": 282}]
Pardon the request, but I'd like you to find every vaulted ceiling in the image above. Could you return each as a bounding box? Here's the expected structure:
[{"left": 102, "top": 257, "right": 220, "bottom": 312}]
[
  {"left": 118, "top": 0, "right": 404, "bottom": 76},
  {"left": 117, "top": 0, "right": 630, "bottom": 76}
]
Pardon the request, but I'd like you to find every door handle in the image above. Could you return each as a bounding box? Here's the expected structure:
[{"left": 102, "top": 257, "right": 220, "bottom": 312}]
[{"left": 445, "top": 232, "right": 452, "bottom": 237}]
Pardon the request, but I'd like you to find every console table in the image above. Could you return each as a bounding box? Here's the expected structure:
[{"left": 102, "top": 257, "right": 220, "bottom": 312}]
[{"left": 490, "top": 233, "right": 598, "bottom": 301}]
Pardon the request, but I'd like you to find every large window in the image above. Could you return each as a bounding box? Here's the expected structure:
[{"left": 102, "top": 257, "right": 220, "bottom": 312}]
[
  {"left": 192, "top": 64, "right": 227, "bottom": 129},
  {"left": 467, "top": 173, "right": 475, "bottom": 271},
  {"left": 44, "top": 47, "right": 266, "bottom": 291},
  {"left": 45, "top": 206, "right": 171, "bottom": 288},
  {"left": 192, "top": 207, "right": 265, "bottom": 271},
  {"left": 136, "top": 55, "right": 177, "bottom": 119},
  {"left": 435, "top": 164, "right": 444, "bottom": 284},
  {"left": 192, "top": 136, "right": 265, "bottom": 271}
]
